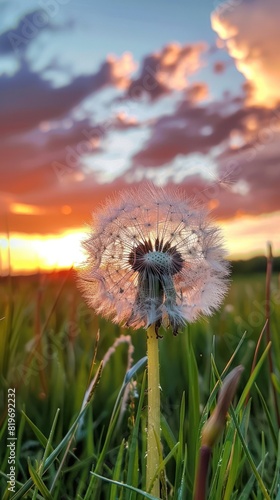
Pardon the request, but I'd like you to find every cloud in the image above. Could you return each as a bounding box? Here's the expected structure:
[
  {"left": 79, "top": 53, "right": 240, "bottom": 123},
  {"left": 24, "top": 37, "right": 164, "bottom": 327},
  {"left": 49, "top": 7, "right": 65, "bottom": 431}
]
[
  {"left": 0, "top": 176, "right": 136, "bottom": 234},
  {"left": 0, "top": 7, "right": 76, "bottom": 58},
  {"left": 132, "top": 94, "right": 274, "bottom": 167},
  {"left": 155, "top": 131, "right": 280, "bottom": 221},
  {"left": 125, "top": 42, "right": 206, "bottom": 100},
  {"left": 216, "top": 131, "right": 280, "bottom": 215},
  {"left": 0, "top": 10, "right": 51, "bottom": 55},
  {"left": 0, "top": 84, "right": 141, "bottom": 234},
  {"left": 111, "top": 112, "right": 139, "bottom": 130},
  {"left": 0, "top": 54, "right": 136, "bottom": 137},
  {"left": 1, "top": 116, "right": 280, "bottom": 233},
  {"left": 0, "top": 8, "right": 138, "bottom": 234},
  {"left": 0, "top": 115, "right": 108, "bottom": 199},
  {"left": 0, "top": 6, "right": 279, "bottom": 238},
  {"left": 185, "top": 82, "right": 209, "bottom": 102},
  {"left": 211, "top": 0, "right": 280, "bottom": 107},
  {"left": 129, "top": 89, "right": 280, "bottom": 220}
]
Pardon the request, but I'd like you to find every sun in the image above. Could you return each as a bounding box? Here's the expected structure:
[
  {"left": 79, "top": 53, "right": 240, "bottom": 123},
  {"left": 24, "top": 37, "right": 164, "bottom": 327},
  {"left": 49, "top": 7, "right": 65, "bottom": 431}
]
[{"left": 0, "top": 230, "right": 86, "bottom": 275}]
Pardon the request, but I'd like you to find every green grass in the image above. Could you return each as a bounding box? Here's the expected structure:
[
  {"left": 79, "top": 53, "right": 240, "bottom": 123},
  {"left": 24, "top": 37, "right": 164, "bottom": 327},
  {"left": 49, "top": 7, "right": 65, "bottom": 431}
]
[{"left": 0, "top": 270, "right": 280, "bottom": 499}]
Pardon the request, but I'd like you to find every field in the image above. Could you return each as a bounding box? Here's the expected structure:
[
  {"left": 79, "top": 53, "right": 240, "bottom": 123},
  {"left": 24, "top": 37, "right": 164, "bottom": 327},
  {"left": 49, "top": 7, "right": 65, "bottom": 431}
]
[{"left": 0, "top": 267, "right": 280, "bottom": 499}]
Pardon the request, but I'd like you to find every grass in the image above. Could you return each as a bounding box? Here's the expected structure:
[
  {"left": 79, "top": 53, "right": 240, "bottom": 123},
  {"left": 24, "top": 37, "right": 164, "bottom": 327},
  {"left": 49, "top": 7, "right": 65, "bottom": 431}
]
[{"left": 0, "top": 268, "right": 280, "bottom": 499}]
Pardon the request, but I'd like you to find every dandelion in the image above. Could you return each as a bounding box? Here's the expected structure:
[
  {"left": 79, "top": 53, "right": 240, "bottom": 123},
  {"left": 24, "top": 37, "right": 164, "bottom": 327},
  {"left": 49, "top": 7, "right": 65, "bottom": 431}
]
[
  {"left": 78, "top": 185, "right": 229, "bottom": 336},
  {"left": 77, "top": 184, "right": 229, "bottom": 497}
]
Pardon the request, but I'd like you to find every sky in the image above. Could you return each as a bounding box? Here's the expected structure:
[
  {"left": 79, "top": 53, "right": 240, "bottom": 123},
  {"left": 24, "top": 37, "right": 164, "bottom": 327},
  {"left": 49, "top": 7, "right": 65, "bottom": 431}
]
[{"left": 0, "top": 0, "right": 280, "bottom": 274}]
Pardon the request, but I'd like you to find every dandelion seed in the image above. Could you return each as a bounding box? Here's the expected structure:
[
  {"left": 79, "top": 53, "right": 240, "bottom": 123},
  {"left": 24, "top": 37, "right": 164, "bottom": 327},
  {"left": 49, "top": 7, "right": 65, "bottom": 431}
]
[{"left": 78, "top": 185, "right": 229, "bottom": 335}]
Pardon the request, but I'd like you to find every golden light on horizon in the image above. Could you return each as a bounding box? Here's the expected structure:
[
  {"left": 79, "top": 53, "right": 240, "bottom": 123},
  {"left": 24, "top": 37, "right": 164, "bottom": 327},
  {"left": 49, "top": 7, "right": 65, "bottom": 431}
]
[
  {"left": 220, "top": 211, "right": 280, "bottom": 259},
  {"left": 0, "top": 211, "right": 279, "bottom": 275},
  {"left": 0, "top": 230, "right": 86, "bottom": 275}
]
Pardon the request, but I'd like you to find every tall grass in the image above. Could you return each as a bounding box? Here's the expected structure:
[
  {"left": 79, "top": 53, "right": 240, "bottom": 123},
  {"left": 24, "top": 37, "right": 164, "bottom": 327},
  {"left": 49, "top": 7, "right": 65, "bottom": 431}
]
[{"left": 0, "top": 269, "right": 280, "bottom": 499}]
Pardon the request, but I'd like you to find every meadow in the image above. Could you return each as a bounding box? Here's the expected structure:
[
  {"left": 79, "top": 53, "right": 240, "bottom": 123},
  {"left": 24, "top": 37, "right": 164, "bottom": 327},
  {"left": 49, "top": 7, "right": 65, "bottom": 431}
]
[{"left": 0, "top": 265, "right": 280, "bottom": 499}]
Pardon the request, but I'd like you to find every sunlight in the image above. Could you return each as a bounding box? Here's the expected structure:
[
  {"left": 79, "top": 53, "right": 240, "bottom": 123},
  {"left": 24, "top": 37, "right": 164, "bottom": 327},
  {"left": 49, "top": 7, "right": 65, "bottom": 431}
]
[
  {"left": 10, "top": 203, "right": 47, "bottom": 215},
  {"left": 220, "top": 211, "right": 280, "bottom": 259},
  {"left": 0, "top": 212, "right": 279, "bottom": 275},
  {"left": 0, "top": 230, "right": 86, "bottom": 275}
]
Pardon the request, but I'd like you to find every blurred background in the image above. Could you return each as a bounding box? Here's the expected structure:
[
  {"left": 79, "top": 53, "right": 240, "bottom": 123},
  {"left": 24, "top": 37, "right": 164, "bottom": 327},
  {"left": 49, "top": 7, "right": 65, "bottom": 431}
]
[{"left": 0, "top": 0, "right": 279, "bottom": 274}]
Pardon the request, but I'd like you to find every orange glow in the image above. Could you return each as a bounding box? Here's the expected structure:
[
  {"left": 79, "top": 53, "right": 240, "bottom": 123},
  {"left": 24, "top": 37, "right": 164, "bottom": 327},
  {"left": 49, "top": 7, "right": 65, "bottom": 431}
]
[
  {"left": 208, "top": 199, "right": 220, "bottom": 210},
  {"left": 245, "top": 115, "right": 258, "bottom": 131},
  {"left": 61, "top": 205, "right": 72, "bottom": 215},
  {"left": 220, "top": 211, "right": 280, "bottom": 259},
  {"left": 10, "top": 203, "right": 47, "bottom": 215},
  {"left": 1, "top": 212, "right": 280, "bottom": 275},
  {"left": 108, "top": 52, "right": 137, "bottom": 89},
  {"left": 211, "top": 9, "right": 280, "bottom": 107},
  {"left": 0, "top": 230, "right": 86, "bottom": 275},
  {"left": 234, "top": 209, "right": 246, "bottom": 218},
  {"left": 211, "top": 13, "right": 238, "bottom": 40}
]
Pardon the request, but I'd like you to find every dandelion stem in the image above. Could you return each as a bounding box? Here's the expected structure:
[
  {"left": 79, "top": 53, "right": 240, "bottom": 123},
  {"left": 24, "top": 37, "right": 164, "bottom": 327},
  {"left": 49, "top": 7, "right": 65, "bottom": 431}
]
[{"left": 146, "top": 323, "right": 160, "bottom": 498}]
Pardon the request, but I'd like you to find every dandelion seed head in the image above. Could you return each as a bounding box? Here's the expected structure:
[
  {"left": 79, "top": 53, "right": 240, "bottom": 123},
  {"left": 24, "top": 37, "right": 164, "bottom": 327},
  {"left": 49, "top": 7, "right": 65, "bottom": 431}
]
[{"left": 78, "top": 185, "right": 230, "bottom": 334}]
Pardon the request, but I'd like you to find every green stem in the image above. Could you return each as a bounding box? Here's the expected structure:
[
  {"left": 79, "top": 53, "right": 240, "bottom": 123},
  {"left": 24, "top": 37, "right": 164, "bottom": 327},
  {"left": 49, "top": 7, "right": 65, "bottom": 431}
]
[{"left": 146, "top": 324, "right": 161, "bottom": 498}]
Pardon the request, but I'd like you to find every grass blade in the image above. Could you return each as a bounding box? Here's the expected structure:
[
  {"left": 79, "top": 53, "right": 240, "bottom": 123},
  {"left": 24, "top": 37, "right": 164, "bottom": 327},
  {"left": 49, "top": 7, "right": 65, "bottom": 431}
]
[
  {"left": 28, "top": 459, "right": 53, "bottom": 500},
  {"left": 91, "top": 472, "right": 159, "bottom": 499}
]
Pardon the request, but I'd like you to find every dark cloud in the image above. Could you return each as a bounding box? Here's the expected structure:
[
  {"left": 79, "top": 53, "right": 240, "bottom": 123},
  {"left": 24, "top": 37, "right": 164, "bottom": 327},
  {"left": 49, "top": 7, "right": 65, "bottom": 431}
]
[
  {"left": 0, "top": 117, "right": 104, "bottom": 196},
  {"left": 0, "top": 10, "right": 51, "bottom": 55},
  {"left": 0, "top": 7, "right": 135, "bottom": 139},
  {"left": 0, "top": 8, "right": 76, "bottom": 58},
  {"left": 0, "top": 55, "right": 134, "bottom": 137},
  {"left": 209, "top": 141, "right": 280, "bottom": 218}
]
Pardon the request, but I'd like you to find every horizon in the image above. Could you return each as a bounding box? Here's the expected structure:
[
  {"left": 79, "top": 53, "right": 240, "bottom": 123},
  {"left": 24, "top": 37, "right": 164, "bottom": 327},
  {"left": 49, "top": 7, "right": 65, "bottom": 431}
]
[{"left": 1, "top": 239, "right": 277, "bottom": 277}]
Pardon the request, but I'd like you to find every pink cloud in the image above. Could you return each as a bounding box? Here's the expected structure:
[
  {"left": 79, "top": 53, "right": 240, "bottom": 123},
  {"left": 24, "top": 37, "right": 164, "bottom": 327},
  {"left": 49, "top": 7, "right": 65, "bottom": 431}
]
[{"left": 185, "top": 82, "right": 209, "bottom": 102}]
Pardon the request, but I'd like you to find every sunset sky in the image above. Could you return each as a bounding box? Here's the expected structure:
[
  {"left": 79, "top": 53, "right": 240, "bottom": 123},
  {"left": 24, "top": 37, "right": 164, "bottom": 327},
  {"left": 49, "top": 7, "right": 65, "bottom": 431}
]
[{"left": 0, "top": 0, "right": 280, "bottom": 274}]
